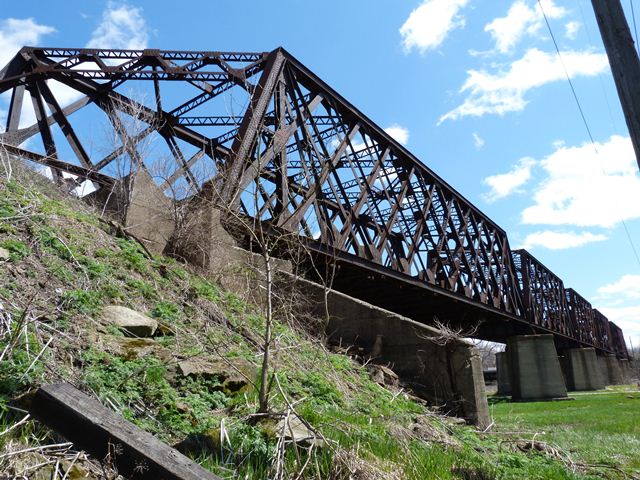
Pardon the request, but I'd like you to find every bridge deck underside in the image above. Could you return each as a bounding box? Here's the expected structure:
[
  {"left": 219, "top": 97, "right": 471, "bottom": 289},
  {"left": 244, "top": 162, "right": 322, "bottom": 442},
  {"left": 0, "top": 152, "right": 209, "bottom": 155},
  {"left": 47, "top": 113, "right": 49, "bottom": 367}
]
[{"left": 304, "top": 249, "right": 604, "bottom": 353}]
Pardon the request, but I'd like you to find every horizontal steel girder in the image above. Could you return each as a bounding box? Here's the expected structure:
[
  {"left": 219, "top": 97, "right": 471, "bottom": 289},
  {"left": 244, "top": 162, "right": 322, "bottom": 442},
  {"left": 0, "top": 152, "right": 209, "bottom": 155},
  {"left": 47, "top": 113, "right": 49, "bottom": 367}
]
[{"left": 0, "top": 46, "right": 628, "bottom": 358}]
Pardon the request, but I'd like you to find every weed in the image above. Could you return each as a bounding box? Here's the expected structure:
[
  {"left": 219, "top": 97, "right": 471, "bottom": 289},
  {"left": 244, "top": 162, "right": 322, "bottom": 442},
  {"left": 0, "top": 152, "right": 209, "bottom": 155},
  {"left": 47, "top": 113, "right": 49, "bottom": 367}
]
[
  {"left": 151, "top": 301, "right": 181, "bottom": 322},
  {"left": 116, "top": 238, "right": 148, "bottom": 273},
  {"left": 78, "top": 255, "right": 111, "bottom": 279},
  {"left": 31, "top": 224, "right": 70, "bottom": 259},
  {"left": 60, "top": 289, "right": 103, "bottom": 315},
  {"left": 190, "top": 278, "right": 220, "bottom": 302},
  {"left": 126, "top": 278, "right": 158, "bottom": 299},
  {"left": 0, "top": 329, "right": 46, "bottom": 398},
  {"left": 0, "top": 239, "right": 31, "bottom": 261}
]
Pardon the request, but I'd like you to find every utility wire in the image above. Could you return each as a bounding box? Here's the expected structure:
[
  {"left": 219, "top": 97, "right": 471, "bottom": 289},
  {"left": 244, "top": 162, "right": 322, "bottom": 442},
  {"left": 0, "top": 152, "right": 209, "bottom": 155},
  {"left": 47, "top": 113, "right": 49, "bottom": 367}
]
[
  {"left": 538, "top": 0, "right": 640, "bottom": 269},
  {"left": 631, "top": 0, "right": 640, "bottom": 55}
]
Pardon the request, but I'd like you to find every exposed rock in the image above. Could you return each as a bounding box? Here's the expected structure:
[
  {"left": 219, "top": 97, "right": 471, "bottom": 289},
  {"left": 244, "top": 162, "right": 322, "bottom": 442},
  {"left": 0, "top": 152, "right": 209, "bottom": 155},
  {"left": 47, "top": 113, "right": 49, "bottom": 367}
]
[
  {"left": 101, "top": 305, "right": 158, "bottom": 337},
  {"left": 177, "top": 357, "right": 256, "bottom": 394},
  {"left": 174, "top": 428, "right": 221, "bottom": 459},
  {"left": 0, "top": 247, "right": 10, "bottom": 261},
  {"left": 367, "top": 363, "right": 399, "bottom": 388},
  {"left": 276, "top": 414, "right": 323, "bottom": 447},
  {"left": 410, "top": 415, "right": 461, "bottom": 448},
  {"left": 102, "top": 335, "right": 173, "bottom": 362}
]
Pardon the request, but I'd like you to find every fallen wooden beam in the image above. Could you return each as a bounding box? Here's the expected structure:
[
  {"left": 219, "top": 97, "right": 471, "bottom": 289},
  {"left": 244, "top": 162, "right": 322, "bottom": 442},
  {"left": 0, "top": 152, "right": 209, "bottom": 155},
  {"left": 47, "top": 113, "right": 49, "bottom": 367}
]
[{"left": 29, "top": 383, "right": 222, "bottom": 480}]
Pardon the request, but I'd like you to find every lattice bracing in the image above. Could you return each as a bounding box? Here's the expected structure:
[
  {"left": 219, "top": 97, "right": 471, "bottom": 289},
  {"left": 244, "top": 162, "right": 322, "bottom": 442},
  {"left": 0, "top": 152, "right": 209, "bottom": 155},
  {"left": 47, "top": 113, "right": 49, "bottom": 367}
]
[{"left": 0, "top": 46, "right": 629, "bottom": 358}]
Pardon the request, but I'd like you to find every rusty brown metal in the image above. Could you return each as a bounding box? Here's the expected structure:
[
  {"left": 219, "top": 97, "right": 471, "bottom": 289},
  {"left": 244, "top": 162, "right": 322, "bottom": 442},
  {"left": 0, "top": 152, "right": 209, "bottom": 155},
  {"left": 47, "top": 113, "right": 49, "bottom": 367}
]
[{"left": 0, "top": 46, "right": 629, "bottom": 358}]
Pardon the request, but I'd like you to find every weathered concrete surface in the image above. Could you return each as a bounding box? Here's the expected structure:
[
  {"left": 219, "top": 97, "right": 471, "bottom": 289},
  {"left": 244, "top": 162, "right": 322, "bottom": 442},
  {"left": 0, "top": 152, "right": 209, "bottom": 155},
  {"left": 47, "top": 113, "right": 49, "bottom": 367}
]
[
  {"left": 125, "top": 169, "right": 175, "bottom": 253},
  {"left": 495, "top": 351, "right": 512, "bottom": 396},
  {"left": 165, "top": 190, "right": 291, "bottom": 306},
  {"left": 101, "top": 305, "right": 157, "bottom": 337},
  {"left": 85, "top": 169, "right": 175, "bottom": 253},
  {"left": 507, "top": 335, "right": 568, "bottom": 401},
  {"left": 291, "top": 273, "right": 490, "bottom": 428},
  {"left": 618, "top": 359, "right": 632, "bottom": 384},
  {"left": 597, "top": 355, "right": 610, "bottom": 385},
  {"left": 605, "top": 355, "right": 624, "bottom": 385},
  {"left": 560, "top": 348, "right": 605, "bottom": 391}
]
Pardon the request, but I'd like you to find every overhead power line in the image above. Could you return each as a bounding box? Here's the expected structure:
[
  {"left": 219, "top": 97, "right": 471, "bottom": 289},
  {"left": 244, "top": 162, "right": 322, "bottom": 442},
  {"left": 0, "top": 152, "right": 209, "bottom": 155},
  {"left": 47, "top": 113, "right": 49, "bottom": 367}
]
[{"left": 537, "top": 0, "right": 640, "bottom": 270}]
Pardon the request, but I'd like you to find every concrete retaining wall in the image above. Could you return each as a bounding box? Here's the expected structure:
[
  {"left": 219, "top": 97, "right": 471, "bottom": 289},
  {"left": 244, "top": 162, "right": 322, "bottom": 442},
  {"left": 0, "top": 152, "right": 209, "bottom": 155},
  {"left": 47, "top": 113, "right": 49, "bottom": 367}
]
[
  {"left": 290, "top": 274, "right": 490, "bottom": 428},
  {"left": 605, "top": 355, "right": 624, "bottom": 385},
  {"left": 85, "top": 169, "right": 175, "bottom": 253}
]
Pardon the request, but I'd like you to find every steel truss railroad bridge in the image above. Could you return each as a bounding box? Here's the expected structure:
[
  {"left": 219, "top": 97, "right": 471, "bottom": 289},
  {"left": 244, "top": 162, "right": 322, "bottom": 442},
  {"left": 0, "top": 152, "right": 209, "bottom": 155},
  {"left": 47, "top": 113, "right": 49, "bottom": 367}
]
[{"left": 0, "top": 47, "right": 629, "bottom": 358}]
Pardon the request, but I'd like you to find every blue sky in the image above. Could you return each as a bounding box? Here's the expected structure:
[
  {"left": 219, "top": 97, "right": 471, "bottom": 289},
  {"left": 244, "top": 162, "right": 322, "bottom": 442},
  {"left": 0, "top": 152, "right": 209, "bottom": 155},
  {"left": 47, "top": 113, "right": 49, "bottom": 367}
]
[{"left": 2, "top": 0, "right": 640, "bottom": 345}]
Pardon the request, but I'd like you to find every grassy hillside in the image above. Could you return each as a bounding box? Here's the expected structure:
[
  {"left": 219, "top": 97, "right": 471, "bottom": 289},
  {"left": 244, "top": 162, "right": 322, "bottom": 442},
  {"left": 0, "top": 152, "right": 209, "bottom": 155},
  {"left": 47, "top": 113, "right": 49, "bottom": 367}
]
[{"left": 0, "top": 164, "right": 632, "bottom": 479}]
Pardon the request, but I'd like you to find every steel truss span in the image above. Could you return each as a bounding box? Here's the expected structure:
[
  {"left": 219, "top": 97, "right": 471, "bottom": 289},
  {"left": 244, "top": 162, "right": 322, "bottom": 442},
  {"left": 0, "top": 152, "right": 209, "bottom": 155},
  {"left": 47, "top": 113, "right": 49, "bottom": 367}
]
[{"left": 0, "top": 46, "right": 629, "bottom": 358}]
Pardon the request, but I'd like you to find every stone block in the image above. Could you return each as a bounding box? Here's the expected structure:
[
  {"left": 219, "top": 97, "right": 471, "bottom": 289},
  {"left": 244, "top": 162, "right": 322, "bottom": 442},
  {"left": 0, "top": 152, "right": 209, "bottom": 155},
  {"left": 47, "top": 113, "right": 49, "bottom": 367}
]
[
  {"left": 507, "top": 335, "right": 568, "bottom": 401},
  {"left": 101, "top": 305, "right": 157, "bottom": 337},
  {"left": 560, "top": 348, "right": 604, "bottom": 391}
]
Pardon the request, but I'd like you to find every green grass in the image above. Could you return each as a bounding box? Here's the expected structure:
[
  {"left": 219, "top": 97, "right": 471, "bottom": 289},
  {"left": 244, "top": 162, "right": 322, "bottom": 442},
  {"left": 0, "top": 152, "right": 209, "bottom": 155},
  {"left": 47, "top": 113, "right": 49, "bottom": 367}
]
[
  {"left": 491, "top": 388, "right": 640, "bottom": 477},
  {"left": 2, "top": 170, "right": 636, "bottom": 479}
]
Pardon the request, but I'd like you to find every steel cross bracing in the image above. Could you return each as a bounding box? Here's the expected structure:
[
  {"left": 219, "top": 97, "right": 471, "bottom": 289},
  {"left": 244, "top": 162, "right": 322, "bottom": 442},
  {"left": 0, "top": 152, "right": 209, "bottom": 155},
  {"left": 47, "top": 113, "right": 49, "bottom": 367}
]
[{"left": 0, "top": 46, "right": 629, "bottom": 358}]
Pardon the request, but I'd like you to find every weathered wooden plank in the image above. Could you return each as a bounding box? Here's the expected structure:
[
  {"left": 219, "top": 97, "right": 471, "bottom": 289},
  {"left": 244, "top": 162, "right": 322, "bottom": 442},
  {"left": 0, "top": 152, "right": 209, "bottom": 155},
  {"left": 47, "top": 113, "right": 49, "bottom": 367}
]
[{"left": 30, "top": 383, "right": 222, "bottom": 480}]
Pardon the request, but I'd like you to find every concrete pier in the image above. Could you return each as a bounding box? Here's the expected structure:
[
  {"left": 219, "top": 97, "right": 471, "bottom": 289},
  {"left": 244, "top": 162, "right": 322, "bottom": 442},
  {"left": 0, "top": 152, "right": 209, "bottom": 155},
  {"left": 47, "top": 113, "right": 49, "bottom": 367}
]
[
  {"left": 605, "top": 355, "right": 624, "bottom": 385},
  {"left": 560, "top": 348, "right": 604, "bottom": 391},
  {"left": 496, "top": 351, "right": 512, "bottom": 396},
  {"left": 597, "top": 355, "right": 610, "bottom": 385},
  {"left": 619, "top": 359, "right": 632, "bottom": 384},
  {"left": 507, "top": 335, "right": 568, "bottom": 401}
]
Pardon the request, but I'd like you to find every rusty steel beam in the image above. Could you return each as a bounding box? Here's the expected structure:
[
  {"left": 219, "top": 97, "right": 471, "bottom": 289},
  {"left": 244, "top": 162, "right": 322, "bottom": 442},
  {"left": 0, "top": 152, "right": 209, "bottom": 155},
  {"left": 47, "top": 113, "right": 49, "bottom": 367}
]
[{"left": 0, "top": 46, "right": 628, "bottom": 354}]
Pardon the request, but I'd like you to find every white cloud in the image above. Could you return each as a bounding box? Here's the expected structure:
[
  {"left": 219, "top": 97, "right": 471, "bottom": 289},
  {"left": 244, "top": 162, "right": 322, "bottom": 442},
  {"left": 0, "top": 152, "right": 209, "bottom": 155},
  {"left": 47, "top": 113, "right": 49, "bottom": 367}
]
[
  {"left": 439, "top": 48, "right": 609, "bottom": 122},
  {"left": 598, "top": 275, "right": 640, "bottom": 300},
  {"left": 0, "top": 18, "right": 56, "bottom": 132},
  {"left": 565, "top": 21, "right": 581, "bottom": 40},
  {"left": 400, "top": 0, "right": 469, "bottom": 54},
  {"left": 482, "top": 157, "right": 535, "bottom": 202},
  {"left": 472, "top": 132, "right": 485, "bottom": 149},
  {"left": 0, "top": 18, "right": 56, "bottom": 69},
  {"left": 86, "top": 1, "right": 149, "bottom": 50},
  {"left": 2, "top": 3, "right": 150, "bottom": 133},
  {"left": 485, "top": 0, "right": 566, "bottom": 54},
  {"left": 384, "top": 124, "right": 410, "bottom": 145},
  {"left": 521, "top": 230, "right": 607, "bottom": 250},
  {"left": 597, "top": 304, "right": 640, "bottom": 346},
  {"left": 522, "top": 135, "right": 640, "bottom": 228}
]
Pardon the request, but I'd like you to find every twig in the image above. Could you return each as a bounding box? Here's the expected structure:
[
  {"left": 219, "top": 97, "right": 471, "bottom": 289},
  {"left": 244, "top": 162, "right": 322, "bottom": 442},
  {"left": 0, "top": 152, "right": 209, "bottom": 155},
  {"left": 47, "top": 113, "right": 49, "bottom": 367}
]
[
  {"left": 54, "top": 235, "right": 90, "bottom": 282},
  {"left": 19, "top": 336, "right": 53, "bottom": 381},
  {"left": 0, "top": 414, "right": 31, "bottom": 437},
  {"left": 0, "top": 442, "right": 73, "bottom": 459}
]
